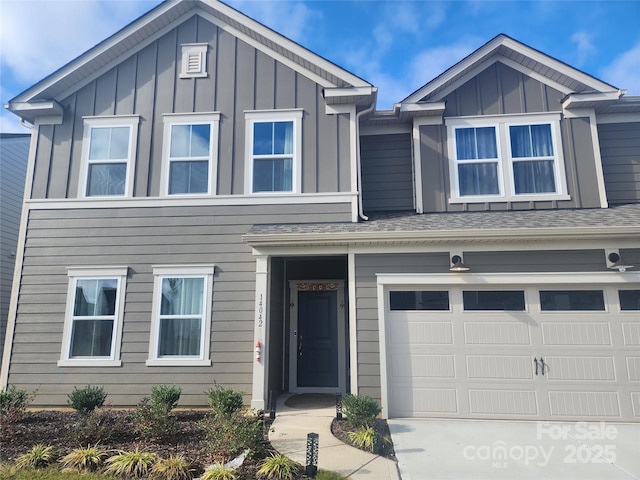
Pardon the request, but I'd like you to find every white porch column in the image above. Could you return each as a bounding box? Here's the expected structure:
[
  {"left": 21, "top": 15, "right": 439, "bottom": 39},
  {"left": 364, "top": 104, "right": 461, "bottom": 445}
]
[{"left": 251, "top": 254, "right": 269, "bottom": 409}]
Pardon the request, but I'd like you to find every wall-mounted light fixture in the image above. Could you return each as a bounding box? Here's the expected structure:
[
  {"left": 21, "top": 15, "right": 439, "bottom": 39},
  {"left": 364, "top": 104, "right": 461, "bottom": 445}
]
[
  {"left": 605, "top": 249, "right": 634, "bottom": 272},
  {"left": 450, "top": 253, "right": 470, "bottom": 272}
]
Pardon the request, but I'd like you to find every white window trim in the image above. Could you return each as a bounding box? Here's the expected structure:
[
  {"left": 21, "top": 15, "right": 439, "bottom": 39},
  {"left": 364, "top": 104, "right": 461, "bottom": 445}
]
[
  {"left": 161, "top": 113, "right": 221, "bottom": 196},
  {"left": 58, "top": 266, "right": 129, "bottom": 367},
  {"left": 147, "top": 265, "right": 215, "bottom": 366},
  {"left": 244, "top": 109, "right": 303, "bottom": 195},
  {"left": 180, "top": 43, "right": 208, "bottom": 78},
  {"left": 446, "top": 113, "right": 570, "bottom": 204},
  {"left": 79, "top": 116, "right": 140, "bottom": 198}
]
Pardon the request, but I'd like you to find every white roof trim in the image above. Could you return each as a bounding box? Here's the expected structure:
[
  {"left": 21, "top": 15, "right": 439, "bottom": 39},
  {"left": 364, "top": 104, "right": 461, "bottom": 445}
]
[
  {"left": 404, "top": 34, "right": 617, "bottom": 104},
  {"left": 563, "top": 91, "right": 624, "bottom": 109},
  {"left": 11, "top": 0, "right": 369, "bottom": 106}
]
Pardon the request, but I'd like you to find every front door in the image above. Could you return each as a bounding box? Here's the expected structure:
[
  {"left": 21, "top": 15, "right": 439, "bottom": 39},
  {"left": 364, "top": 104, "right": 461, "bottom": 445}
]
[{"left": 290, "top": 281, "right": 345, "bottom": 392}]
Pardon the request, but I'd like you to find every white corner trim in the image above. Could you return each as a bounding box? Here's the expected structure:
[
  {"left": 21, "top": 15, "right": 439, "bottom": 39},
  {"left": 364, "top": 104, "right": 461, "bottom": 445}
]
[
  {"left": 585, "top": 111, "right": 608, "bottom": 208},
  {"left": 251, "top": 255, "right": 270, "bottom": 409},
  {"left": 0, "top": 128, "right": 38, "bottom": 387},
  {"left": 377, "top": 279, "right": 390, "bottom": 419},
  {"left": 347, "top": 251, "right": 358, "bottom": 394}
]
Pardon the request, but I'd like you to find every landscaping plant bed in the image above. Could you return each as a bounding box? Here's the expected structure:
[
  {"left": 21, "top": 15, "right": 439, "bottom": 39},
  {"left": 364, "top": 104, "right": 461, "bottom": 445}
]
[{"left": 331, "top": 417, "right": 396, "bottom": 461}]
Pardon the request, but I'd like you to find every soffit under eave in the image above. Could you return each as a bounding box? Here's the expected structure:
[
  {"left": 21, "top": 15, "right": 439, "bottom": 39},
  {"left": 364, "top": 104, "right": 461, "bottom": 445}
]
[{"left": 11, "top": 0, "right": 370, "bottom": 106}]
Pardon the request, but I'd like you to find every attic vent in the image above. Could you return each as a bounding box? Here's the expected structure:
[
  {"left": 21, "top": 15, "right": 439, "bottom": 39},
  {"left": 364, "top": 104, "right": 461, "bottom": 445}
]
[{"left": 180, "top": 44, "right": 208, "bottom": 78}]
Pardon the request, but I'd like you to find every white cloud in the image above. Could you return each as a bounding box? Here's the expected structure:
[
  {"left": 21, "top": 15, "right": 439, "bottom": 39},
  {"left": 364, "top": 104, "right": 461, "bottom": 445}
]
[
  {"left": 570, "top": 32, "right": 596, "bottom": 67},
  {"left": 0, "top": 112, "right": 30, "bottom": 134},
  {"left": 600, "top": 42, "right": 640, "bottom": 95},
  {"left": 227, "top": 0, "right": 322, "bottom": 43},
  {"left": 0, "top": 0, "right": 157, "bottom": 84}
]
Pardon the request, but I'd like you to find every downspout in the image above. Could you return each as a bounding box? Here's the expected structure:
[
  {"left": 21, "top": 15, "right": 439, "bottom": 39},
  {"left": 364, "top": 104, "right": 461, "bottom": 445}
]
[{"left": 355, "top": 89, "right": 377, "bottom": 221}]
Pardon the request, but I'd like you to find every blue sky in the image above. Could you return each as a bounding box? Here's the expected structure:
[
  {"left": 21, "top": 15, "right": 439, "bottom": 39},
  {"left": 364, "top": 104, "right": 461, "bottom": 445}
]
[{"left": 1, "top": 0, "right": 639, "bottom": 133}]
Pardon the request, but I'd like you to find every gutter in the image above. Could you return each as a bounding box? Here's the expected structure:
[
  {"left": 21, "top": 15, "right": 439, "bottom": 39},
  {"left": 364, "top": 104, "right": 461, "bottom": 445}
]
[{"left": 243, "top": 225, "right": 640, "bottom": 248}]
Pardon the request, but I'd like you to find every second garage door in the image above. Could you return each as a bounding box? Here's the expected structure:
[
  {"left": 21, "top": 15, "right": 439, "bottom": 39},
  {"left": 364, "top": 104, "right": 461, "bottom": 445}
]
[{"left": 382, "top": 279, "right": 640, "bottom": 421}]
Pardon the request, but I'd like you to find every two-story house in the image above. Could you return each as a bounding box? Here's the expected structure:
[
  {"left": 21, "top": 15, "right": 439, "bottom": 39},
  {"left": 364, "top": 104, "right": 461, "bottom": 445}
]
[{"left": 2, "top": 0, "right": 639, "bottom": 423}]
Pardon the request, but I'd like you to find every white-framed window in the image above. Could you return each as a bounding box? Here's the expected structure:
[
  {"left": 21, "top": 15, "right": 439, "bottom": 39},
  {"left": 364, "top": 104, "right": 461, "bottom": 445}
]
[
  {"left": 147, "top": 265, "right": 215, "bottom": 366},
  {"left": 446, "top": 113, "right": 569, "bottom": 203},
  {"left": 79, "top": 116, "right": 139, "bottom": 198},
  {"left": 161, "top": 113, "right": 220, "bottom": 195},
  {"left": 58, "top": 267, "right": 128, "bottom": 366},
  {"left": 244, "top": 109, "right": 303, "bottom": 194},
  {"left": 180, "top": 44, "right": 208, "bottom": 78}
]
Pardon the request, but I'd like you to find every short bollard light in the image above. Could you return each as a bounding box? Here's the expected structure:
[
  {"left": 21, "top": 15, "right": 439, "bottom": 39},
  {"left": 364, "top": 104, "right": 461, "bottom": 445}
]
[
  {"left": 269, "top": 390, "right": 277, "bottom": 420},
  {"left": 335, "top": 394, "right": 343, "bottom": 420},
  {"left": 305, "top": 432, "right": 319, "bottom": 477}
]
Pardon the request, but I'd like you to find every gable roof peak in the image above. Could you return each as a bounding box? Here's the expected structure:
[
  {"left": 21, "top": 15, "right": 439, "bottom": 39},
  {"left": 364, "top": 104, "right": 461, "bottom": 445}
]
[{"left": 402, "top": 33, "right": 620, "bottom": 105}]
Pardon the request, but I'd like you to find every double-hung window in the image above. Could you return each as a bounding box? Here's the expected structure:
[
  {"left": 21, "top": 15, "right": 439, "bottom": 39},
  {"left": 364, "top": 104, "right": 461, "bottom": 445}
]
[
  {"left": 147, "top": 265, "right": 215, "bottom": 366},
  {"left": 162, "top": 113, "right": 220, "bottom": 195},
  {"left": 245, "top": 109, "right": 302, "bottom": 194},
  {"left": 447, "top": 113, "right": 568, "bottom": 203},
  {"left": 80, "top": 116, "right": 139, "bottom": 197},
  {"left": 59, "top": 267, "right": 128, "bottom": 366}
]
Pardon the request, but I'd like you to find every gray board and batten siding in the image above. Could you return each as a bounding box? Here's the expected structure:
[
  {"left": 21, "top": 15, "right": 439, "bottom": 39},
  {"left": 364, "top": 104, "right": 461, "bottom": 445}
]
[
  {"left": 9, "top": 204, "right": 351, "bottom": 406},
  {"left": 353, "top": 249, "right": 639, "bottom": 404},
  {"left": 0, "top": 134, "right": 30, "bottom": 370},
  {"left": 360, "top": 133, "right": 414, "bottom": 212},
  {"left": 418, "top": 61, "right": 603, "bottom": 213},
  {"left": 31, "top": 14, "right": 352, "bottom": 200},
  {"left": 599, "top": 121, "right": 640, "bottom": 205}
]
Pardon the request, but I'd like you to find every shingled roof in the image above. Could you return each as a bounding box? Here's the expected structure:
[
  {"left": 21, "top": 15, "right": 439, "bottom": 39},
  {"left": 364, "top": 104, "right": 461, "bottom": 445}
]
[{"left": 244, "top": 203, "right": 640, "bottom": 246}]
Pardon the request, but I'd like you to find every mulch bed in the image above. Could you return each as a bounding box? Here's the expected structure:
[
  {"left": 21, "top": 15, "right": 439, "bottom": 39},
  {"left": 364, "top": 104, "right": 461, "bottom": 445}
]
[
  {"left": 331, "top": 418, "right": 396, "bottom": 461},
  {"left": 1, "top": 409, "right": 395, "bottom": 477}
]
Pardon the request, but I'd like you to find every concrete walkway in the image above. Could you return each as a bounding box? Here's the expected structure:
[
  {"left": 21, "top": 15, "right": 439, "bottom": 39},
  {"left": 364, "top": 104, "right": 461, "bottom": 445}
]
[{"left": 269, "top": 395, "right": 400, "bottom": 479}]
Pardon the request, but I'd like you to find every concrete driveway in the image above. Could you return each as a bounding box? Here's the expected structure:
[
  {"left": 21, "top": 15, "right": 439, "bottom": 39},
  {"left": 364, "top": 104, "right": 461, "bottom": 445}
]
[{"left": 388, "top": 419, "right": 640, "bottom": 480}]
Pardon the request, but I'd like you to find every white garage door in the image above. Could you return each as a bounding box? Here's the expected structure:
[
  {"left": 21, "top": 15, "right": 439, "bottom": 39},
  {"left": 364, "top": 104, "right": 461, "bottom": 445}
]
[{"left": 383, "top": 279, "right": 640, "bottom": 421}]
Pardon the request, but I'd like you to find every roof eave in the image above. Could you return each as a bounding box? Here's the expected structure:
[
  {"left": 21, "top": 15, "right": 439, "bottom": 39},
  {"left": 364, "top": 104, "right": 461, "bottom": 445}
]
[
  {"left": 5, "top": 100, "right": 64, "bottom": 124},
  {"left": 243, "top": 225, "right": 640, "bottom": 248}
]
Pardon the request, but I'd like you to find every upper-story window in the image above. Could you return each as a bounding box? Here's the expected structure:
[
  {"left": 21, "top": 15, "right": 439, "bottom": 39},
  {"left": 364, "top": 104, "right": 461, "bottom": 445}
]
[
  {"left": 80, "top": 116, "right": 139, "bottom": 198},
  {"left": 245, "top": 109, "right": 303, "bottom": 194},
  {"left": 446, "top": 113, "right": 568, "bottom": 203},
  {"left": 162, "top": 113, "right": 220, "bottom": 195}
]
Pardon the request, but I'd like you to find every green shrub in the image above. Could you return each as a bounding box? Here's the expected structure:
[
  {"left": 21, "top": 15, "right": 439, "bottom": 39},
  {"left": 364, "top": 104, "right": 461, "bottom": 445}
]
[
  {"left": 133, "top": 396, "right": 179, "bottom": 442},
  {"left": 205, "top": 382, "right": 244, "bottom": 416},
  {"left": 342, "top": 394, "right": 381, "bottom": 428},
  {"left": 0, "top": 465, "right": 120, "bottom": 479},
  {"left": 347, "top": 426, "right": 376, "bottom": 452},
  {"left": 257, "top": 453, "right": 301, "bottom": 480},
  {"left": 69, "top": 408, "right": 129, "bottom": 445},
  {"left": 67, "top": 385, "right": 107, "bottom": 414},
  {"left": 105, "top": 448, "right": 156, "bottom": 478},
  {"left": 0, "top": 385, "right": 31, "bottom": 441},
  {"left": 59, "top": 445, "right": 109, "bottom": 473},
  {"left": 151, "top": 384, "right": 182, "bottom": 411},
  {"left": 200, "top": 410, "right": 264, "bottom": 457},
  {"left": 199, "top": 464, "right": 238, "bottom": 480},
  {"left": 14, "top": 444, "right": 59, "bottom": 470},
  {"left": 151, "top": 454, "right": 195, "bottom": 480}
]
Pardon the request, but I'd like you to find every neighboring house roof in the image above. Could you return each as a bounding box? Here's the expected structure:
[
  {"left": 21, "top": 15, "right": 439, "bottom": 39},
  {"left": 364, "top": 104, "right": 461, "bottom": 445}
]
[
  {"left": 403, "top": 34, "right": 621, "bottom": 104},
  {"left": 6, "top": 0, "right": 372, "bottom": 123},
  {"left": 244, "top": 203, "right": 640, "bottom": 246}
]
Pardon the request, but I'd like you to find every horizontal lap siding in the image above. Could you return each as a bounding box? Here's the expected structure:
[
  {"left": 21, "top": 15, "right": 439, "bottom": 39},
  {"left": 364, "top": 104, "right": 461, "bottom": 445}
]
[
  {"left": 599, "top": 122, "right": 640, "bottom": 204},
  {"left": 361, "top": 133, "right": 413, "bottom": 212},
  {"left": 8, "top": 203, "right": 351, "bottom": 407},
  {"left": 353, "top": 249, "right": 615, "bottom": 403}
]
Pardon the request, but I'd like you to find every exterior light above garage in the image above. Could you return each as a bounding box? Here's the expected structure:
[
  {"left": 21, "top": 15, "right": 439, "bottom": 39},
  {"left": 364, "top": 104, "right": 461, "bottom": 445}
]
[{"left": 449, "top": 254, "right": 470, "bottom": 272}]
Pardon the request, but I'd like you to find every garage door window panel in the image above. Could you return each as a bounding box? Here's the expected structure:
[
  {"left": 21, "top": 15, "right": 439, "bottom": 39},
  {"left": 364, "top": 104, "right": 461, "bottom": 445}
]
[
  {"left": 619, "top": 290, "right": 640, "bottom": 311},
  {"left": 390, "top": 291, "right": 450, "bottom": 311},
  {"left": 540, "top": 290, "right": 605, "bottom": 311},
  {"left": 462, "top": 290, "right": 525, "bottom": 311}
]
